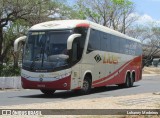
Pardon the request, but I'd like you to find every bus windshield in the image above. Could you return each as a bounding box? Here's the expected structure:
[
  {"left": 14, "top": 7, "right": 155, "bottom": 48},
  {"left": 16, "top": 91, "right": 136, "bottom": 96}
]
[{"left": 23, "top": 30, "right": 72, "bottom": 72}]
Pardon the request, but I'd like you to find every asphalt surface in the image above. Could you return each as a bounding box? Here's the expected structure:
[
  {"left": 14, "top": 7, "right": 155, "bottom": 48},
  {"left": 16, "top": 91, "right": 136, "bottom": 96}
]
[{"left": 0, "top": 76, "right": 160, "bottom": 106}]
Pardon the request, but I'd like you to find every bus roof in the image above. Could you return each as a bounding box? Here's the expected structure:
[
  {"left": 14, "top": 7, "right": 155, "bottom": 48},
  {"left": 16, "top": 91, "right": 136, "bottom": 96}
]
[{"left": 30, "top": 20, "right": 141, "bottom": 43}]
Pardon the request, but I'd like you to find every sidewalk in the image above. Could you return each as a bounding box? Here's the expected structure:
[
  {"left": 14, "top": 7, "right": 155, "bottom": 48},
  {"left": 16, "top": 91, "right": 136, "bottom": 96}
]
[{"left": 0, "top": 92, "right": 159, "bottom": 118}]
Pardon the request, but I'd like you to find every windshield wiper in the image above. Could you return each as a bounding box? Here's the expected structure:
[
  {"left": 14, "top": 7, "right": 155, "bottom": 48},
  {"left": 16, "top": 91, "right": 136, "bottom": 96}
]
[
  {"left": 30, "top": 45, "right": 36, "bottom": 71},
  {"left": 41, "top": 46, "right": 45, "bottom": 67},
  {"left": 30, "top": 58, "right": 35, "bottom": 70},
  {"left": 41, "top": 35, "right": 47, "bottom": 67}
]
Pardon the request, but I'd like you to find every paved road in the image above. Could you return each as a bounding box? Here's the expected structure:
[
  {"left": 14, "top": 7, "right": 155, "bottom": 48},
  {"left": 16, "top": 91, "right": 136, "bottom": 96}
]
[{"left": 0, "top": 76, "right": 160, "bottom": 106}]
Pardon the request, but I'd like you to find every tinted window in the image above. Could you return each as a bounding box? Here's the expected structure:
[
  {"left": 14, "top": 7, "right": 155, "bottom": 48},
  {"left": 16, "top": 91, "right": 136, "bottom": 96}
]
[
  {"left": 100, "top": 32, "right": 106, "bottom": 51},
  {"left": 119, "top": 38, "right": 126, "bottom": 53},
  {"left": 87, "top": 29, "right": 141, "bottom": 56},
  {"left": 87, "top": 29, "right": 100, "bottom": 51},
  {"left": 135, "top": 43, "right": 142, "bottom": 55},
  {"left": 125, "top": 40, "right": 138, "bottom": 55},
  {"left": 110, "top": 34, "right": 120, "bottom": 53},
  {"left": 100, "top": 32, "right": 110, "bottom": 51},
  {"left": 74, "top": 27, "right": 88, "bottom": 60},
  {"left": 100, "top": 32, "right": 111, "bottom": 52}
]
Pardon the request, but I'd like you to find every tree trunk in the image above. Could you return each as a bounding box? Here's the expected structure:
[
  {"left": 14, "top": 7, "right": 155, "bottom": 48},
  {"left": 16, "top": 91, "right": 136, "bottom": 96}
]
[
  {"left": 0, "top": 27, "right": 3, "bottom": 65},
  {"left": 13, "top": 52, "right": 19, "bottom": 68}
]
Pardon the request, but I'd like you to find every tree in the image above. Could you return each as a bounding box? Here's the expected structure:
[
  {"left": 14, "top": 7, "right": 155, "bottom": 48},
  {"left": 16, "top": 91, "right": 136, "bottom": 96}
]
[
  {"left": 0, "top": 0, "right": 70, "bottom": 65},
  {"left": 0, "top": 0, "right": 36, "bottom": 64},
  {"left": 3, "top": 19, "right": 28, "bottom": 67},
  {"left": 75, "top": 0, "right": 137, "bottom": 34},
  {"left": 127, "top": 24, "right": 160, "bottom": 67}
]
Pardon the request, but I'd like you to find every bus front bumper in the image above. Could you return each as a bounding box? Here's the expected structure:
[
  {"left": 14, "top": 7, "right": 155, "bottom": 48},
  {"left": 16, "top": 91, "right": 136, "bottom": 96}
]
[{"left": 21, "top": 75, "right": 71, "bottom": 90}]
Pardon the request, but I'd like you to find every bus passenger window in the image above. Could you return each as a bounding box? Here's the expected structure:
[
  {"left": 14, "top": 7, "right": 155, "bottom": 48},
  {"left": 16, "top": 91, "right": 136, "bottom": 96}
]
[{"left": 87, "top": 29, "right": 100, "bottom": 53}]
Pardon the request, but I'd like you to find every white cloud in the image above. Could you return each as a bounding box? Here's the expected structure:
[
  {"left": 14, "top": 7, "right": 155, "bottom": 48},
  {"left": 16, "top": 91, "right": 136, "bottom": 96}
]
[
  {"left": 139, "top": 14, "right": 153, "bottom": 22},
  {"left": 130, "top": 13, "right": 160, "bottom": 26}
]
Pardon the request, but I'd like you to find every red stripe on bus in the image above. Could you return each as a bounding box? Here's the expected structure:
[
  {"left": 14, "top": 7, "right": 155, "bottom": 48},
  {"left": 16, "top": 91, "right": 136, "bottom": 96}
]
[
  {"left": 92, "top": 60, "right": 131, "bottom": 85},
  {"left": 92, "top": 56, "right": 142, "bottom": 86}
]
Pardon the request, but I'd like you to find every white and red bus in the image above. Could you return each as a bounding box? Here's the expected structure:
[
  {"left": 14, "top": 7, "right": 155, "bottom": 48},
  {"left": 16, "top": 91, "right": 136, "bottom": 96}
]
[{"left": 14, "top": 20, "right": 142, "bottom": 95}]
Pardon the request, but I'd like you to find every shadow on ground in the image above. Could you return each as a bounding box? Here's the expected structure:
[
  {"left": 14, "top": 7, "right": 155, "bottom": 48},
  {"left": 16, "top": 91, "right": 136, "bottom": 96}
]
[{"left": 19, "top": 85, "right": 139, "bottom": 99}]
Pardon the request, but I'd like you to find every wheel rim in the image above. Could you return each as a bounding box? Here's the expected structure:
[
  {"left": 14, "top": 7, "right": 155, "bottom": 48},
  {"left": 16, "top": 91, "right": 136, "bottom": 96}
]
[{"left": 83, "top": 80, "right": 89, "bottom": 91}]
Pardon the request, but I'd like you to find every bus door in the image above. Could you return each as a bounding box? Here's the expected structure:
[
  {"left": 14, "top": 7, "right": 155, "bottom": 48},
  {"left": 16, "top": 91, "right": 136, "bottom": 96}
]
[{"left": 70, "top": 38, "right": 81, "bottom": 89}]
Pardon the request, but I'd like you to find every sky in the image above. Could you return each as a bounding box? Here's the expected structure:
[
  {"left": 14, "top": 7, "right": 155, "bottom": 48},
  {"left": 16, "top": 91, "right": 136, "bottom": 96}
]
[
  {"left": 132, "top": 0, "right": 160, "bottom": 24},
  {"left": 131, "top": 0, "right": 160, "bottom": 26},
  {"left": 132, "top": 0, "right": 160, "bottom": 20},
  {"left": 68, "top": 0, "right": 160, "bottom": 25}
]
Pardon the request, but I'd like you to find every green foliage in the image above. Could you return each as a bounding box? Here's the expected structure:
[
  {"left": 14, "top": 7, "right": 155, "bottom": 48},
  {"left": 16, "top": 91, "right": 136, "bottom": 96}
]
[
  {"left": 2, "top": 19, "right": 28, "bottom": 64},
  {"left": 0, "top": 65, "right": 20, "bottom": 77},
  {"left": 0, "top": 0, "right": 79, "bottom": 66},
  {"left": 75, "top": 0, "right": 136, "bottom": 33},
  {"left": 112, "top": 0, "right": 133, "bottom": 6}
]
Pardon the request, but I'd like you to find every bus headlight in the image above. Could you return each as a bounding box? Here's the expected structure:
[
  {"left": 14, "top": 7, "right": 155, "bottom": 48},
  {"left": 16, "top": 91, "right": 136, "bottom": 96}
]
[
  {"left": 21, "top": 73, "right": 30, "bottom": 78},
  {"left": 55, "top": 72, "right": 71, "bottom": 80}
]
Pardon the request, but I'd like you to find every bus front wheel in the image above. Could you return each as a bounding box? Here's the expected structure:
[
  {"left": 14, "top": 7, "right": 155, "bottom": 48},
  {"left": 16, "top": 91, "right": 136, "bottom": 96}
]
[
  {"left": 40, "top": 89, "right": 56, "bottom": 95},
  {"left": 80, "top": 76, "right": 92, "bottom": 94}
]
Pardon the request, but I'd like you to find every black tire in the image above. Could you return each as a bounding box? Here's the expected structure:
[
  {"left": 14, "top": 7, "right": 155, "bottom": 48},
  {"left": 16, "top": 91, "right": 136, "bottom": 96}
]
[
  {"left": 129, "top": 76, "right": 134, "bottom": 87},
  {"left": 80, "top": 76, "right": 91, "bottom": 94},
  {"left": 40, "top": 89, "right": 56, "bottom": 95},
  {"left": 118, "top": 84, "right": 125, "bottom": 88},
  {"left": 118, "top": 74, "right": 130, "bottom": 88},
  {"left": 124, "top": 74, "right": 130, "bottom": 88}
]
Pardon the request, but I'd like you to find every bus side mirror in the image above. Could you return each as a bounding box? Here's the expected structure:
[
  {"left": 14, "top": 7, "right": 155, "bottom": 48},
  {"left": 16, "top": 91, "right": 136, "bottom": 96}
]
[
  {"left": 67, "top": 34, "right": 81, "bottom": 50},
  {"left": 14, "top": 36, "right": 27, "bottom": 52}
]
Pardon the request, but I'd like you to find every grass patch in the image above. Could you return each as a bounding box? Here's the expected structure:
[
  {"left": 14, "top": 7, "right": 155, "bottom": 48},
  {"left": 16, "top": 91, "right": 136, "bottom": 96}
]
[{"left": 0, "top": 65, "right": 20, "bottom": 77}]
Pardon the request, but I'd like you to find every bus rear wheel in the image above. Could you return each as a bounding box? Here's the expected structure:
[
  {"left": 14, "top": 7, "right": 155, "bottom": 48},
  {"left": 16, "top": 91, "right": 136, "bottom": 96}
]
[
  {"left": 118, "top": 74, "right": 130, "bottom": 88},
  {"left": 129, "top": 76, "right": 134, "bottom": 87},
  {"left": 124, "top": 74, "right": 130, "bottom": 88},
  {"left": 40, "top": 89, "right": 56, "bottom": 95},
  {"left": 130, "top": 73, "right": 135, "bottom": 87},
  {"left": 80, "top": 76, "right": 91, "bottom": 94}
]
